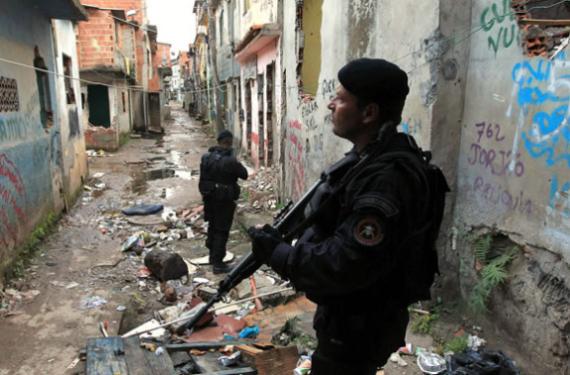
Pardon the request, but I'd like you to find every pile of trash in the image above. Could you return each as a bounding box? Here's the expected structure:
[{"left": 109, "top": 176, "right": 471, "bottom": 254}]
[
  {"left": 387, "top": 333, "right": 520, "bottom": 375},
  {"left": 242, "top": 166, "right": 279, "bottom": 212},
  {"left": 0, "top": 288, "right": 41, "bottom": 318},
  {"left": 79, "top": 233, "right": 311, "bottom": 374}
]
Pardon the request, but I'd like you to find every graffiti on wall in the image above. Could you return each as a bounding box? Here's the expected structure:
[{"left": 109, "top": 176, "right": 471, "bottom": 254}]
[
  {"left": 401, "top": 118, "right": 422, "bottom": 136},
  {"left": 0, "top": 154, "right": 26, "bottom": 247},
  {"left": 509, "top": 53, "right": 570, "bottom": 217},
  {"left": 468, "top": 120, "right": 532, "bottom": 215},
  {"left": 469, "top": 122, "right": 525, "bottom": 177},
  {"left": 288, "top": 120, "right": 305, "bottom": 200},
  {"left": 0, "top": 91, "right": 43, "bottom": 143},
  {"left": 480, "top": 0, "right": 518, "bottom": 55}
]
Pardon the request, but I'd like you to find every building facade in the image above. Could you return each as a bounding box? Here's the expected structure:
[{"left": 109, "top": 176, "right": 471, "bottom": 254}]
[
  {"left": 191, "top": 0, "right": 570, "bottom": 372},
  {"left": 0, "top": 0, "right": 88, "bottom": 281}
]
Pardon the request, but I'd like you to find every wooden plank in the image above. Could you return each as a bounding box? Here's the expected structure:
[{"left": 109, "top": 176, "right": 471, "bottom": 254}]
[
  {"left": 165, "top": 341, "right": 249, "bottom": 352},
  {"left": 194, "top": 351, "right": 227, "bottom": 373},
  {"left": 201, "top": 368, "right": 257, "bottom": 375},
  {"left": 86, "top": 337, "right": 128, "bottom": 375},
  {"left": 239, "top": 346, "right": 298, "bottom": 375},
  {"left": 519, "top": 18, "right": 570, "bottom": 26},
  {"left": 123, "top": 336, "right": 154, "bottom": 375},
  {"left": 235, "top": 345, "right": 263, "bottom": 356},
  {"left": 141, "top": 343, "right": 176, "bottom": 374}
]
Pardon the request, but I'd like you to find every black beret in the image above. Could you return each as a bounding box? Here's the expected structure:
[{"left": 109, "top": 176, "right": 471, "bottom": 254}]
[
  {"left": 217, "top": 130, "right": 233, "bottom": 141},
  {"left": 337, "top": 58, "right": 409, "bottom": 105}
]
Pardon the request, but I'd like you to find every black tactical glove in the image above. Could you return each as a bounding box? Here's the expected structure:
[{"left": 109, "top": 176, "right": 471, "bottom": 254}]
[{"left": 247, "top": 224, "right": 283, "bottom": 263}]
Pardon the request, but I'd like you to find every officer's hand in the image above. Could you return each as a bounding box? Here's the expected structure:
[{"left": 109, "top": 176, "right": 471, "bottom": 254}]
[{"left": 247, "top": 224, "right": 283, "bottom": 263}]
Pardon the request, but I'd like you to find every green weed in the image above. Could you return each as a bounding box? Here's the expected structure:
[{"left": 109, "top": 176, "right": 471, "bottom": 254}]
[
  {"left": 444, "top": 334, "right": 469, "bottom": 354},
  {"left": 411, "top": 312, "right": 439, "bottom": 334}
]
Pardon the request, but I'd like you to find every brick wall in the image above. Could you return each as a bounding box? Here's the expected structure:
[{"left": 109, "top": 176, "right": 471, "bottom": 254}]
[
  {"left": 79, "top": 0, "right": 146, "bottom": 84},
  {"left": 77, "top": 8, "right": 116, "bottom": 69}
]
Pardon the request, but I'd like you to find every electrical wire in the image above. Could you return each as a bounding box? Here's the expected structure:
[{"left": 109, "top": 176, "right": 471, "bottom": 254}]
[
  {"left": 0, "top": 55, "right": 230, "bottom": 95},
  {"left": 1, "top": 0, "right": 568, "bottom": 99}
]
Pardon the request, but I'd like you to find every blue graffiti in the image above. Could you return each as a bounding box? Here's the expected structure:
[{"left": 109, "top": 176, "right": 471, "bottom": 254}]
[
  {"left": 401, "top": 118, "right": 422, "bottom": 136},
  {"left": 512, "top": 53, "right": 570, "bottom": 170}
]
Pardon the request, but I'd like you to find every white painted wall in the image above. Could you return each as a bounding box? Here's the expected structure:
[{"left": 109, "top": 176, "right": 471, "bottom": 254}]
[{"left": 52, "top": 19, "right": 88, "bottom": 200}]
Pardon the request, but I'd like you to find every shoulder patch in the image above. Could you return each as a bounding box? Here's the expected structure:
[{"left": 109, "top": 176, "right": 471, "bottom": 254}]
[{"left": 353, "top": 215, "right": 385, "bottom": 247}]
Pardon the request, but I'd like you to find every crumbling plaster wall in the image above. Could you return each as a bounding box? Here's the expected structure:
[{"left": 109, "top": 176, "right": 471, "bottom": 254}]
[
  {"left": 0, "top": 2, "right": 62, "bottom": 277},
  {"left": 52, "top": 20, "right": 89, "bottom": 205},
  {"left": 452, "top": 0, "right": 570, "bottom": 371},
  {"left": 281, "top": 0, "right": 447, "bottom": 199}
]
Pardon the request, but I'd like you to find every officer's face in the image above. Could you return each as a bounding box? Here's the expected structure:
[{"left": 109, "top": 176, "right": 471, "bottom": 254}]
[{"left": 327, "top": 85, "right": 364, "bottom": 140}]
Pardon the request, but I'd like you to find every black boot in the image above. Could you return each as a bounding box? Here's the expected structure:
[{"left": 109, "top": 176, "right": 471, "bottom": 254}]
[{"left": 213, "top": 263, "right": 233, "bottom": 274}]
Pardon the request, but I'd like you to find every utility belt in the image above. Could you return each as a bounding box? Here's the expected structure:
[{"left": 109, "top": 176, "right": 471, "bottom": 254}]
[{"left": 200, "top": 180, "right": 239, "bottom": 201}]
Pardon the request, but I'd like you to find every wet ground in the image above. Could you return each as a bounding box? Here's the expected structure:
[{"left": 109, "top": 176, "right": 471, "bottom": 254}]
[
  {"left": 0, "top": 105, "right": 252, "bottom": 374},
  {"left": 0, "top": 105, "right": 433, "bottom": 375}
]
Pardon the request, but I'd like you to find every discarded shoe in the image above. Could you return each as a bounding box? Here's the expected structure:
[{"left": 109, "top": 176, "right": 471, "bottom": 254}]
[{"left": 213, "top": 263, "right": 233, "bottom": 274}]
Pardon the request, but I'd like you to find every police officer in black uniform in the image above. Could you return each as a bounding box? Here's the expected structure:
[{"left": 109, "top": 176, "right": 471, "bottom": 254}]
[
  {"left": 199, "top": 130, "right": 248, "bottom": 274},
  {"left": 248, "top": 59, "right": 448, "bottom": 374}
]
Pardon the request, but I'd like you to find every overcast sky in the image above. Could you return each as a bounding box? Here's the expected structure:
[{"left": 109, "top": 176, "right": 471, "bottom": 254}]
[{"left": 147, "top": 0, "right": 196, "bottom": 54}]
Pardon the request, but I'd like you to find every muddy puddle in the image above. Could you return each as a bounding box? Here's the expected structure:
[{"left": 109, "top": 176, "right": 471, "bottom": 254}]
[{"left": 129, "top": 167, "right": 198, "bottom": 195}]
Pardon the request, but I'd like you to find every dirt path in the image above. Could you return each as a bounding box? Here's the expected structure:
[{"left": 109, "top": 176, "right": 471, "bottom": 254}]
[
  {"left": 0, "top": 105, "right": 227, "bottom": 374},
  {"left": 0, "top": 105, "right": 435, "bottom": 375}
]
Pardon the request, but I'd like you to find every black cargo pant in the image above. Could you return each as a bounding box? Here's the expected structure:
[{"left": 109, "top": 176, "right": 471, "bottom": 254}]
[
  {"left": 311, "top": 306, "right": 409, "bottom": 375},
  {"left": 204, "top": 197, "right": 236, "bottom": 266}
]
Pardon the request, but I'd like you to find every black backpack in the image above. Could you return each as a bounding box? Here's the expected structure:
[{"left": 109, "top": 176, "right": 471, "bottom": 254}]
[
  {"left": 198, "top": 151, "right": 222, "bottom": 196},
  {"left": 377, "top": 139, "right": 450, "bottom": 304}
]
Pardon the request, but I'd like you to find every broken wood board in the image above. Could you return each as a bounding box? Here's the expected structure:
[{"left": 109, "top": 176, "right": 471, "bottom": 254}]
[
  {"left": 190, "top": 252, "right": 234, "bottom": 265},
  {"left": 123, "top": 336, "right": 176, "bottom": 374},
  {"left": 236, "top": 345, "right": 298, "bottom": 375},
  {"left": 86, "top": 337, "right": 128, "bottom": 375}
]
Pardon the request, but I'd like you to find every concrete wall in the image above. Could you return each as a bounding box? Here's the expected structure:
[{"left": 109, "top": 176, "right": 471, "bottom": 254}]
[
  {"left": 452, "top": 1, "right": 570, "bottom": 372},
  {"left": 52, "top": 20, "right": 89, "bottom": 204},
  {"left": 0, "top": 2, "right": 64, "bottom": 274},
  {"left": 278, "top": 0, "right": 569, "bottom": 371},
  {"left": 281, "top": 0, "right": 444, "bottom": 198}
]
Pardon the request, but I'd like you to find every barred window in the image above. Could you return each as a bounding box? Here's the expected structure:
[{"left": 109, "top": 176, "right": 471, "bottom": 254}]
[{"left": 0, "top": 77, "right": 20, "bottom": 112}]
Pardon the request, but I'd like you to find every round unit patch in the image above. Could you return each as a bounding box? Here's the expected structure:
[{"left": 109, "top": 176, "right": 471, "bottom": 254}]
[{"left": 353, "top": 215, "right": 384, "bottom": 246}]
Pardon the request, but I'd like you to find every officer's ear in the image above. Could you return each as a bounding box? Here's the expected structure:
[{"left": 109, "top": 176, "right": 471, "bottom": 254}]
[{"left": 361, "top": 102, "right": 381, "bottom": 126}]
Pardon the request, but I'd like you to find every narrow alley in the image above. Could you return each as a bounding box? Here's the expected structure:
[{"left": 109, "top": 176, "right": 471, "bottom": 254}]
[
  {"left": 2, "top": 0, "right": 570, "bottom": 374},
  {"left": 0, "top": 107, "right": 260, "bottom": 374}
]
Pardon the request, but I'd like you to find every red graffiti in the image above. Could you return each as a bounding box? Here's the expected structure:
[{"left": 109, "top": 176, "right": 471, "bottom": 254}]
[
  {"left": 288, "top": 121, "right": 305, "bottom": 200},
  {"left": 0, "top": 153, "right": 26, "bottom": 247},
  {"left": 0, "top": 154, "right": 25, "bottom": 195},
  {"left": 289, "top": 120, "right": 302, "bottom": 130}
]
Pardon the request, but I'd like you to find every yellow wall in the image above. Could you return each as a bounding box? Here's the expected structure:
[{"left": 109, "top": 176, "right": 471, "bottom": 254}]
[{"left": 300, "top": 0, "right": 322, "bottom": 96}]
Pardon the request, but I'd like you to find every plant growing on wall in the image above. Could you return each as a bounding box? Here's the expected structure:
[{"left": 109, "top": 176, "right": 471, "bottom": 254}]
[{"left": 468, "top": 234, "right": 518, "bottom": 313}]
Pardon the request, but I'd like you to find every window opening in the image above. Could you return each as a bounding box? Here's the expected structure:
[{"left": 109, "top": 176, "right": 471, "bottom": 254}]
[
  {"left": 63, "top": 54, "right": 76, "bottom": 104},
  {"left": 34, "top": 46, "right": 53, "bottom": 129}
]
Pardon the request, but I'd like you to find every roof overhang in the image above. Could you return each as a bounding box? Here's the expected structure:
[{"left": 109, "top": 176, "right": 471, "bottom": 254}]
[
  {"left": 31, "top": 0, "right": 88, "bottom": 21},
  {"left": 234, "top": 24, "right": 280, "bottom": 64}
]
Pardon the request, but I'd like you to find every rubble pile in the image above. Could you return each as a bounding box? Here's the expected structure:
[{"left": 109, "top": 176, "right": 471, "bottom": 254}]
[{"left": 241, "top": 166, "right": 280, "bottom": 212}]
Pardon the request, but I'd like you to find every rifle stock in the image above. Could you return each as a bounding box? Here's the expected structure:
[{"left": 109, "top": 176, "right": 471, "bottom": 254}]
[{"left": 176, "top": 180, "right": 322, "bottom": 335}]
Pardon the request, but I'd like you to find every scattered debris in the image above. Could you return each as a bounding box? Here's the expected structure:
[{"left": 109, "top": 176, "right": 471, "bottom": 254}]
[
  {"left": 80, "top": 296, "right": 108, "bottom": 310},
  {"left": 417, "top": 351, "right": 446, "bottom": 374},
  {"left": 294, "top": 355, "right": 312, "bottom": 375},
  {"left": 390, "top": 352, "right": 408, "bottom": 367},
  {"left": 218, "top": 351, "right": 241, "bottom": 367},
  {"left": 447, "top": 349, "right": 520, "bottom": 374}
]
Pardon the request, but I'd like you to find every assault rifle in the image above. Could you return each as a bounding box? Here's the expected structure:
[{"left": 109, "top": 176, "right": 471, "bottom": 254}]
[{"left": 175, "top": 180, "right": 322, "bottom": 335}]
